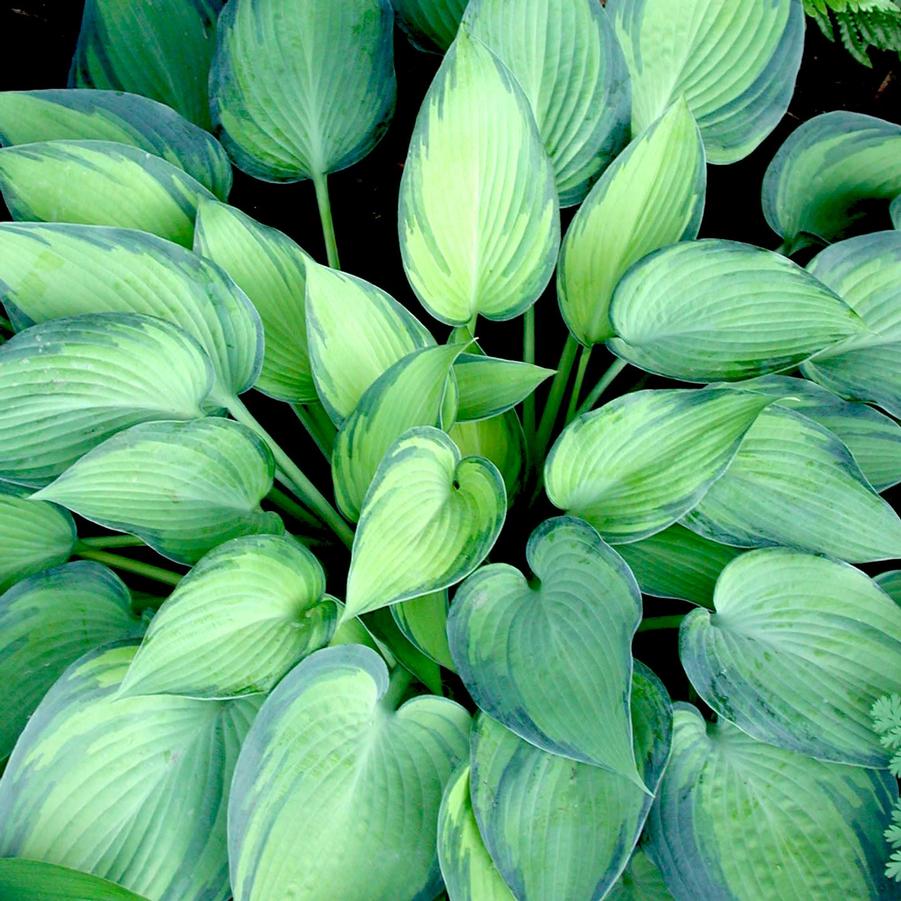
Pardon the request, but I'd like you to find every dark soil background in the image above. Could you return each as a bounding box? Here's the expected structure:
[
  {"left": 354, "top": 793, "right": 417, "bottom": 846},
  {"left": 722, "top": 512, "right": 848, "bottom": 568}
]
[{"left": 1, "top": 1, "right": 899, "bottom": 700}]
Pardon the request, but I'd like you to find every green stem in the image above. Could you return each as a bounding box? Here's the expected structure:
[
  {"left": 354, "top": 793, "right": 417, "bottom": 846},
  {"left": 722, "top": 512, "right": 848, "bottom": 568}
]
[
  {"left": 523, "top": 307, "right": 536, "bottom": 440},
  {"left": 267, "top": 487, "right": 322, "bottom": 529},
  {"left": 637, "top": 614, "right": 687, "bottom": 633},
  {"left": 312, "top": 171, "right": 340, "bottom": 269},
  {"left": 74, "top": 544, "right": 183, "bottom": 587},
  {"left": 564, "top": 345, "right": 592, "bottom": 425},
  {"left": 80, "top": 535, "right": 144, "bottom": 549},
  {"left": 381, "top": 666, "right": 415, "bottom": 710},
  {"left": 292, "top": 402, "right": 335, "bottom": 461},
  {"left": 534, "top": 334, "right": 579, "bottom": 460},
  {"left": 576, "top": 357, "right": 628, "bottom": 416},
  {"left": 227, "top": 396, "right": 354, "bottom": 549}
]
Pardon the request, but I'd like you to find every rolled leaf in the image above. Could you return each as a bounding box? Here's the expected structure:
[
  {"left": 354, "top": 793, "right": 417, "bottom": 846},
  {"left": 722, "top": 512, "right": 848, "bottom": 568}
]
[
  {"left": 646, "top": 705, "right": 898, "bottom": 899},
  {"left": 0, "top": 860, "right": 147, "bottom": 901},
  {"left": 544, "top": 388, "right": 771, "bottom": 543},
  {"left": 393, "top": 0, "right": 467, "bottom": 51},
  {"left": 449, "top": 516, "right": 642, "bottom": 782},
  {"left": 228, "top": 645, "right": 470, "bottom": 900},
  {"left": 449, "top": 412, "right": 525, "bottom": 502},
  {"left": 0, "top": 313, "right": 213, "bottom": 487},
  {"left": 0, "top": 140, "right": 215, "bottom": 247},
  {"left": 464, "top": 0, "right": 630, "bottom": 205},
  {"left": 33, "top": 419, "right": 283, "bottom": 564},
  {"left": 892, "top": 193, "right": 901, "bottom": 228},
  {"left": 0, "top": 642, "right": 259, "bottom": 901},
  {"left": 609, "top": 0, "right": 804, "bottom": 163},
  {"left": 453, "top": 353, "right": 553, "bottom": 421},
  {"left": 682, "top": 406, "right": 901, "bottom": 562},
  {"left": 681, "top": 548, "right": 901, "bottom": 766},
  {"left": 345, "top": 427, "right": 505, "bottom": 620},
  {"left": 391, "top": 590, "right": 454, "bottom": 671},
  {"left": 762, "top": 111, "right": 901, "bottom": 250},
  {"left": 399, "top": 29, "right": 560, "bottom": 324},
  {"left": 211, "top": 0, "right": 396, "bottom": 182},
  {"left": 608, "top": 240, "right": 865, "bottom": 382},
  {"left": 121, "top": 534, "right": 337, "bottom": 699},
  {"left": 363, "top": 605, "right": 444, "bottom": 694},
  {"left": 0, "top": 562, "right": 140, "bottom": 760},
  {"left": 877, "top": 570, "right": 901, "bottom": 606},
  {"left": 557, "top": 98, "right": 705, "bottom": 345}
]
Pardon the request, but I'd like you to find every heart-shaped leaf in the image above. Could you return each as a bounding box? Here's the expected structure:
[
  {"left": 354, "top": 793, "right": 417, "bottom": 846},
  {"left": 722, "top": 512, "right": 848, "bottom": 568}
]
[
  {"left": 0, "top": 562, "right": 140, "bottom": 760},
  {"left": 449, "top": 412, "right": 525, "bottom": 502},
  {"left": 557, "top": 98, "right": 705, "bottom": 345},
  {"left": 454, "top": 354, "right": 553, "bottom": 422},
  {"left": 33, "top": 419, "right": 283, "bottom": 564},
  {"left": 0, "top": 222, "right": 263, "bottom": 404},
  {"left": 606, "top": 849, "right": 673, "bottom": 901},
  {"left": 646, "top": 705, "right": 897, "bottom": 899},
  {"left": 680, "top": 548, "right": 901, "bottom": 766},
  {"left": 0, "top": 140, "right": 215, "bottom": 247},
  {"left": 609, "top": 0, "right": 803, "bottom": 163},
  {"left": 877, "top": 570, "right": 901, "bottom": 606},
  {"left": 802, "top": 230, "right": 901, "bottom": 417},
  {"left": 470, "top": 662, "right": 672, "bottom": 901},
  {"left": 121, "top": 534, "right": 337, "bottom": 699},
  {"left": 391, "top": 590, "right": 454, "bottom": 671},
  {"left": 464, "top": 0, "right": 629, "bottom": 206},
  {"left": 0, "top": 313, "right": 213, "bottom": 488},
  {"left": 762, "top": 111, "right": 901, "bottom": 250},
  {"left": 228, "top": 644, "right": 470, "bottom": 900},
  {"left": 449, "top": 516, "right": 642, "bottom": 781},
  {"left": 0, "top": 89, "right": 232, "bottom": 199},
  {"left": 437, "top": 764, "right": 515, "bottom": 901},
  {"left": 616, "top": 524, "right": 741, "bottom": 608},
  {"left": 70, "top": 0, "right": 224, "bottom": 128},
  {"left": 345, "top": 427, "right": 505, "bottom": 620},
  {"left": 0, "top": 487, "right": 76, "bottom": 592},
  {"left": 682, "top": 405, "right": 901, "bottom": 562},
  {"left": 608, "top": 240, "right": 865, "bottom": 382},
  {"left": 0, "top": 860, "right": 148, "bottom": 901},
  {"left": 332, "top": 344, "right": 462, "bottom": 521},
  {"left": 211, "top": 0, "right": 396, "bottom": 183},
  {"left": 0, "top": 642, "right": 259, "bottom": 901},
  {"left": 399, "top": 29, "right": 560, "bottom": 325},
  {"left": 545, "top": 388, "right": 771, "bottom": 543},
  {"left": 305, "top": 261, "right": 433, "bottom": 425},
  {"left": 393, "top": 0, "right": 468, "bottom": 51}
]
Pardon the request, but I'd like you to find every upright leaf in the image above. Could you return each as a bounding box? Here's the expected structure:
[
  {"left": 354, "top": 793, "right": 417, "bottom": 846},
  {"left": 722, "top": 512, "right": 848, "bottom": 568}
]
[
  {"left": 391, "top": 590, "right": 454, "bottom": 671},
  {"left": 33, "top": 419, "right": 283, "bottom": 564},
  {"left": 228, "top": 645, "right": 470, "bottom": 900},
  {"left": 453, "top": 354, "right": 553, "bottom": 422},
  {"left": 211, "top": 0, "right": 396, "bottom": 182},
  {"left": 393, "top": 0, "right": 467, "bottom": 51},
  {"left": 399, "top": 30, "right": 560, "bottom": 324},
  {"left": 0, "top": 140, "right": 215, "bottom": 247},
  {"left": 681, "top": 549, "right": 901, "bottom": 766},
  {"left": 557, "top": 99, "right": 705, "bottom": 345},
  {"left": 0, "top": 643, "right": 259, "bottom": 901},
  {"left": 609, "top": 0, "right": 804, "bottom": 163},
  {"left": 449, "top": 413, "right": 525, "bottom": 502},
  {"left": 0, "top": 860, "right": 147, "bottom": 901}
]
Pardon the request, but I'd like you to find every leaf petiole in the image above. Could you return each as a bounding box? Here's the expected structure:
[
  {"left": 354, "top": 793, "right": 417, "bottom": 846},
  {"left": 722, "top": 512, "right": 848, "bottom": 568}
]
[
  {"left": 637, "top": 614, "right": 687, "bottom": 633},
  {"left": 74, "top": 543, "right": 184, "bottom": 588},
  {"left": 534, "top": 334, "right": 579, "bottom": 460},
  {"left": 576, "top": 357, "right": 628, "bottom": 417},
  {"left": 564, "top": 344, "right": 592, "bottom": 425},
  {"left": 312, "top": 170, "right": 340, "bottom": 269}
]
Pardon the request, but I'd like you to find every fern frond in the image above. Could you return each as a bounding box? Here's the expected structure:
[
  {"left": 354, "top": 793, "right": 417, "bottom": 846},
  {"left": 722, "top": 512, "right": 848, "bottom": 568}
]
[
  {"left": 873, "top": 694, "right": 901, "bottom": 882},
  {"left": 805, "top": 0, "right": 901, "bottom": 66}
]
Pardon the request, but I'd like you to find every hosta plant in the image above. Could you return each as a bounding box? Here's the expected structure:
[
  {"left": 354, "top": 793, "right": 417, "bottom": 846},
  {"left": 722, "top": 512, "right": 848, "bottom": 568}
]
[{"left": 0, "top": 0, "right": 899, "bottom": 899}]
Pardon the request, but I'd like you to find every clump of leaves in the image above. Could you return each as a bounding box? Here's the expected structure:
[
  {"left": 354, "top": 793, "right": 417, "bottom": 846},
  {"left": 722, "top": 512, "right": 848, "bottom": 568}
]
[
  {"left": 0, "top": 0, "right": 898, "bottom": 899},
  {"left": 804, "top": 0, "right": 901, "bottom": 66}
]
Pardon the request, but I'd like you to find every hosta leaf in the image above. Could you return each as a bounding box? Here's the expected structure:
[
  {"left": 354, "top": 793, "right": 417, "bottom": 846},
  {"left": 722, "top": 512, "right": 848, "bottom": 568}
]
[
  {"left": 194, "top": 198, "right": 315, "bottom": 403},
  {"left": 877, "top": 570, "right": 901, "bottom": 606},
  {"left": 802, "top": 231, "right": 901, "bottom": 417},
  {"left": 682, "top": 406, "right": 901, "bottom": 562},
  {"left": 449, "top": 516, "right": 642, "bottom": 781},
  {"left": 363, "top": 606, "right": 444, "bottom": 694},
  {"left": 228, "top": 645, "right": 470, "bottom": 900},
  {"left": 681, "top": 548, "right": 901, "bottom": 766},
  {"left": 437, "top": 765, "right": 514, "bottom": 901},
  {"left": 0, "top": 562, "right": 139, "bottom": 760},
  {"left": 305, "top": 262, "right": 433, "bottom": 424},
  {"left": 121, "top": 535, "right": 336, "bottom": 699},
  {"left": 0, "top": 89, "right": 232, "bottom": 199},
  {"left": 70, "top": 0, "right": 224, "bottom": 128},
  {"left": 557, "top": 98, "right": 705, "bottom": 345},
  {"left": 0, "top": 222, "right": 263, "bottom": 404},
  {"left": 391, "top": 590, "right": 454, "bottom": 671},
  {"left": 33, "top": 419, "right": 283, "bottom": 564},
  {"left": 892, "top": 193, "right": 901, "bottom": 228},
  {"left": 449, "top": 412, "right": 525, "bottom": 502},
  {"left": 345, "top": 427, "right": 505, "bottom": 620},
  {"left": 394, "top": 0, "right": 466, "bottom": 51},
  {"left": 608, "top": 240, "right": 864, "bottom": 382},
  {"left": 454, "top": 354, "right": 553, "bottom": 421},
  {"left": 606, "top": 849, "right": 673, "bottom": 901},
  {"left": 616, "top": 524, "right": 741, "bottom": 608},
  {"left": 545, "top": 388, "right": 771, "bottom": 543},
  {"left": 399, "top": 29, "right": 559, "bottom": 325},
  {"left": 211, "top": 0, "right": 396, "bottom": 182},
  {"left": 762, "top": 111, "right": 901, "bottom": 250},
  {"left": 0, "top": 860, "right": 147, "bottom": 901},
  {"left": 0, "top": 313, "right": 213, "bottom": 488},
  {"left": 0, "top": 140, "right": 214, "bottom": 247},
  {"left": 0, "top": 643, "right": 259, "bottom": 901},
  {"left": 609, "top": 0, "right": 803, "bottom": 163},
  {"left": 470, "top": 662, "right": 672, "bottom": 901},
  {"left": 463, "top": 0, "right": 629, "bottom": 206},
  {"left": 646, "top": 705, "right": 898, "bottom": 899},
  {"left": 332, "top": 344, "right": 462, "bottom": 521},
  {"left": 0, "top": 488, "right": 76, "bottom": 592}
]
